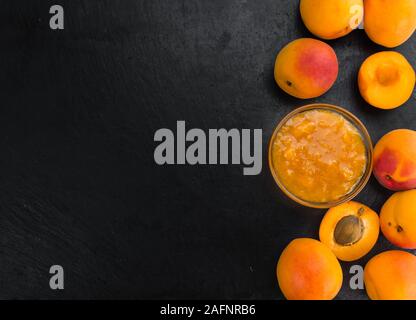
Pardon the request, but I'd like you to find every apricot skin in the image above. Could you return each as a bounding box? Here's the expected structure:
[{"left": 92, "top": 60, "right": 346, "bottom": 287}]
[
  {"left": 319, "top": 201, "right": 379, "bottom": 261},
  {"left": 365, "top": 250, "right": 416, "bottom": 300},
  {"left": 300, "top": 0, "right": 363, "bottom": 40},
  {"left": 380, "top": 190, "right": 416, "bottom": 249},
  {"left": 358, "top": 52, "right": 415, "bottom": 109},
  {"left": 373, "top": 129, "right": 416, "bottom": 191},
  {"left": 364, "top": 0, "right": 416, "bottom": 48},
  {"left": 276, "top": 238, "right": 343, "bottom": 300},
  {"left": 274, "top": 38, "right": 338, "bottom": 99}
]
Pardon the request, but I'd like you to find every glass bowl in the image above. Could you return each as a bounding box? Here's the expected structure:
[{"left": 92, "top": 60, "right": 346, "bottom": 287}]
[{"left": 268, "top": 104, "right": 373, "bottom": 209}]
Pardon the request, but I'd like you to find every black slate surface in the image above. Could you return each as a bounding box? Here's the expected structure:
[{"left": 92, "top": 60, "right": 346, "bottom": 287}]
[{"left": 0, "top": 0, "right": 414, "bottom": 299}]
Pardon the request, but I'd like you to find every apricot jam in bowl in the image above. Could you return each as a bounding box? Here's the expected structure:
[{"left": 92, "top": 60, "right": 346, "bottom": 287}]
[{"left": 269, "top": 104, "right": 373, "bottom": 208}]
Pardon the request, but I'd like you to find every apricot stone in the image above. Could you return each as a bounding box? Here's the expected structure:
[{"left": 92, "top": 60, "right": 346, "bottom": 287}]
[
  {"left": 365, "top": 250, "right": 416, "bottom": 300},
  {"left": 276, "top": 238, "right": 343, "bottom": 300},
  {"left": 358, "top": 51, "right": 415, "bottom": 109},
  {"left": 373, "top": 129, "right": 416, "bottom": 191},
  {"left": 364, "top": 0, "right": 416, "bottom": 48},
  {"left": 380, "top": 190, "right": 416, "bottom": 249},
  {"left": 300, "top": 0, "right": 363, "bottom": 40},
  {"left": 274, "top": 38, "right": 338, "bottom": 99}
]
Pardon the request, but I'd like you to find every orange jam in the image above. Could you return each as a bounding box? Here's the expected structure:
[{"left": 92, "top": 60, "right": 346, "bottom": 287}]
[{"left": 271, "top": 109, "right": 367, "bottom": 203}]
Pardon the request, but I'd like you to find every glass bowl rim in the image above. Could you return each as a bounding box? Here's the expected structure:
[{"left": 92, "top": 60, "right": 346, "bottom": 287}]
[{"left": 268, "top": 103, "right": 374, "bottom": 209}]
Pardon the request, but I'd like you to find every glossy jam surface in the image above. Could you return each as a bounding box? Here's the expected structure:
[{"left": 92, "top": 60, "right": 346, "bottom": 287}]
[{"left": 271, "top": 109, "right": 367, "bottom": 203}]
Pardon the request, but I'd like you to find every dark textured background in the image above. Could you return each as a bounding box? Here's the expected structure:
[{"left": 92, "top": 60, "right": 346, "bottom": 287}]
[{"left": 0, "top": 0, "right": 414, "bottom": 299}]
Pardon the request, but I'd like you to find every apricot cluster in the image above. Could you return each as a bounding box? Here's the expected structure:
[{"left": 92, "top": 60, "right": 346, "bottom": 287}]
[
  {"left": 277, "top": 193, "right": 416, "bottom": 300},
  {"left": 274, "top": 0, "right": 415, "bottom": 110},
  {"left": 273, "top": 0, "right": 416, "bottom": 301}
]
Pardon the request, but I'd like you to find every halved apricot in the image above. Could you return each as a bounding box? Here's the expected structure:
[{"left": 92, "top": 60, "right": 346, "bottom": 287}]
[
  {"left": 319, "top": 201, "right": 379, "bottom": 261},
  {"left": 358, "top": 51, "right": 415, "bottom": 109}
]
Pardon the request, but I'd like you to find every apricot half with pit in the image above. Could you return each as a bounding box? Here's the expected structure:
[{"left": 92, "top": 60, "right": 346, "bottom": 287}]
[
  {"left": 364, "top": 0, "right": 416, "bottom": 48},
  {"left": 373, "top": 129, "right": 416, "bottom": 191},
  {"left": 358, "top": 51, "right": 415, "bottom": 109},
  {"left": 276, "top": 238, "right": 343, "bottom": 300},
  {"left": 274, "top": 38, "right": 338, "bottom": 99},
  {"left": 365, "top": 250, "right": 416, "bottom": 300},
  {"left": 300, "top": 0, "right": 363, "bottom": 40},
  {"left": 319, "top": 201, "right": 379, "bottom": 261},
  {"left": 380, "top": 190, "right": 416, "bottom": 249}
]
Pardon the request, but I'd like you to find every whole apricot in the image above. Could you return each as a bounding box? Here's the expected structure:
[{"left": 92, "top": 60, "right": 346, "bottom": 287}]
[
  {"left": 300, "top": 0, "right": 364, "bottom": 40},
  {"left": 274, "top": 38, "right": 338, "bottom": 99},
  {"left": 276, "top": 238, "right": 343, "bottom": 300},
  {"left": 373, "top": 129, "right": 416, "bottom": 191},
  {"left": 364, "top": 0, "right": 416, "bottom": 48},
  {"left": 380, "top": 190, "right": 416, "bottom": 249},
  {"left": 358, "top": 51, "right": 415, "bottom": 109},
  {"left": 319, "top": 201, "right": 379, "bottom": 261},
  {"left": 365, "top": 250, "right": 416, "bottom": 300}
]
